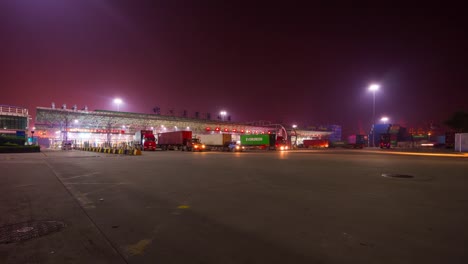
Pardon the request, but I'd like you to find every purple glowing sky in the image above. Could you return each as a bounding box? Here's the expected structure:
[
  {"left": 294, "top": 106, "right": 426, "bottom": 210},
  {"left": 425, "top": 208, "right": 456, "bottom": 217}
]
[{"left": 1, "top": 2, "right": 467, "bottom": 135}]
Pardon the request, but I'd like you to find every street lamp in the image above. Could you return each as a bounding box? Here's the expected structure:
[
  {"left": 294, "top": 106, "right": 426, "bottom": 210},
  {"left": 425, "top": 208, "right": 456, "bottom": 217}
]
[
  {"left": 368, "top": 84, "right": 380, "bottom": 147},
  {"left": 220, "top": 110, "right": 227, "bottom": 121},
  {"left": 380, "top": 117, "right": 389, "bottom": 124},
  {"left": 113, "top": 98, "right": 123, "bottom": 111},
  {"left": 292, "top": 124, "right": 298, "bottom": 148}
]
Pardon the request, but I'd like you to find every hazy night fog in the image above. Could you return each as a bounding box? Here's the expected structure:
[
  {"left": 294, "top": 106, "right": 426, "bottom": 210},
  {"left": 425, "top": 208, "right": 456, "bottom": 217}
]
[{"left": 1, "top": 2, "right": 467, "bottom": 135}]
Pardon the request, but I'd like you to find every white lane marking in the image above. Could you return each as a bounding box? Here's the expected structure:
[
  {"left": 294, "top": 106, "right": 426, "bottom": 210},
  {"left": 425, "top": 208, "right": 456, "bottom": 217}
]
[
  {"left": 62, "top": 172, "right": 100, "bottom": 180},
  {"left": 74, "top": 192, "right": 96, "bottom": 209},
  {"left": 63, "top": 182, "right": 130, "bottom": 185}
]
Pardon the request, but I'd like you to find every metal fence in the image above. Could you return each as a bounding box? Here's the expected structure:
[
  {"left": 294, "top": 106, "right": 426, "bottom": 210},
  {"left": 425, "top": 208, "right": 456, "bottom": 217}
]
[{"left": 0, "top": 105, "right": 28, "bottom": 116}]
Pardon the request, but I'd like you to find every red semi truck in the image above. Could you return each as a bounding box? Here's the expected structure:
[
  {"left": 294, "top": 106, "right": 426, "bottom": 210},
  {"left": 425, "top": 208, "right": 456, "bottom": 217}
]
[
  {"left": 134, "top": 130, "right": 157, "bottom": 151},
  {"left": 275, "top": 136, "right": 289, "bottom": 150},
  {"left": 379, "top": 134, "right": 391, "bottom": 149},
  {"left": 158, "top": 131, "right": 196, "bottom": 151}
]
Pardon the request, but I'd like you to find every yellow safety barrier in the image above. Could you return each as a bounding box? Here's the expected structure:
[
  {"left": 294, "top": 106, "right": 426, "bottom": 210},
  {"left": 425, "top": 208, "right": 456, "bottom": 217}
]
[{"left": 76, "top": 146, "right": 144, "bottom": 156}]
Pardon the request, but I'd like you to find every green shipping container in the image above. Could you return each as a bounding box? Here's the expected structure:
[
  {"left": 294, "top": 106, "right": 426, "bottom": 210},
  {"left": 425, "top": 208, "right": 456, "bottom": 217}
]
[{"left": 240, "top": 134, "right": 270, "bottom": 146}]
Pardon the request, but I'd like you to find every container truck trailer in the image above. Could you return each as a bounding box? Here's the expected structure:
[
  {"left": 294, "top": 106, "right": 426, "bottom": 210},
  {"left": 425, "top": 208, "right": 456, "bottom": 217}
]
[
  {"left": 347, "top": 134, "right": 366, "bottom": 148},
  {"left": 196, "top": 134, "right": 233, "bottom": 151},
  {"left": 158, "top": 131, "right": 194, "bottom": 151},
  {"left": 240, "top": 134, "right": 288, "bottom": 150}
]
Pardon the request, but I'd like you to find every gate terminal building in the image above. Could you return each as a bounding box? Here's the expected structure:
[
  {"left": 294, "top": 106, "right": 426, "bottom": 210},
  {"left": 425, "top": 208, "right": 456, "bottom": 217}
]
[{"left": 35, "top": 106, "right": 335, "bottom": 149}]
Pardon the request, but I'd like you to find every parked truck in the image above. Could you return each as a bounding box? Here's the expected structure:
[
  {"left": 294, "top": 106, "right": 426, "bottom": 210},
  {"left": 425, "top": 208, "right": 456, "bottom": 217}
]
[
  {"left": 379, "top": 134, "right": 391, "bottom": 149},
  {"left": 275, "top": 136, "right": 289, "bottom": 150},
  {"left": 157, "top": 131, "right": 193, "bottom": 151},
  {"left": 134, "top": 130, "right": 156, "bottom": 151},
  {"left": 347, "top": 134, "right": 366, "bottom": 148},
  {"left": 190, "top": 137, "right": 206, "bottom": 152},
  {"left": 240, "top": 134, "right": 288, "bottom": 150},
  {"left": 197, "top": 134, "right": 233, "bottom": 151}
]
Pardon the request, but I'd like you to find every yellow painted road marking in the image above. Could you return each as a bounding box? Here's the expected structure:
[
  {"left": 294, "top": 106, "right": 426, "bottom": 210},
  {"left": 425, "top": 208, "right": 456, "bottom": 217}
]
[
  {"left": 177, "top": 205, "right": 190, "bottom": 209},
  {"left": 126, "top": 239, "right": 152, "bottom": 256},
  {"left": 364, "top": 150, "right": 468, "bottom": 158}
]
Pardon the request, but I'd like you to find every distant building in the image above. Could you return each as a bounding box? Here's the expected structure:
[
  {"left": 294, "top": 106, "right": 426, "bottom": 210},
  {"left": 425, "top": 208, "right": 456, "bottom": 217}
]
[
  {"left": 35, "top": 107, "right": 333, "bottom": 149},
  {"left": 0, "top": 105, "right": 29, "bottom": 137}
]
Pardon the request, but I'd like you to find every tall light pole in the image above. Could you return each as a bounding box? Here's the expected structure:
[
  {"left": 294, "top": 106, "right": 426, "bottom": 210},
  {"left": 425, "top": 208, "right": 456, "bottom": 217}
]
[
  {"left": 220, "top": 110, "right": 227, "bottom": 121},
  {"left": 31, "top": 126, "right": 35, "bottom": 145},
  {"left": 113, "top": 98, "right": 123, "bottom": 111},
  {"left": 368, "top": 84, "right": 380, "bottom": 147},
  {"left": 292, "top": 124, "right": 298, "bottom": 148}
]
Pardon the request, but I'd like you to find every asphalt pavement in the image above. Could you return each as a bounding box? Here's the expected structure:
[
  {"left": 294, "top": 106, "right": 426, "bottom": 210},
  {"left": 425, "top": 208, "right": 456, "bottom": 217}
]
[{"left": 1, "top": 149, "right": 467, "bottom": 263}]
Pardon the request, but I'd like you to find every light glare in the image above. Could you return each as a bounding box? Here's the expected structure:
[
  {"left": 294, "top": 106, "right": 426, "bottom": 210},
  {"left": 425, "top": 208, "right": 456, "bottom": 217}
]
[{"left": 369, "top": 84, "right": 380, "bottom": 91}]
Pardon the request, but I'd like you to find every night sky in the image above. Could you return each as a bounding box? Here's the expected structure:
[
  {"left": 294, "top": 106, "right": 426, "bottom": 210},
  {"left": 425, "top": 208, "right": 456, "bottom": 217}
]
[{"left": 1, "top": 2, "right": 467, "bottom": 135}]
